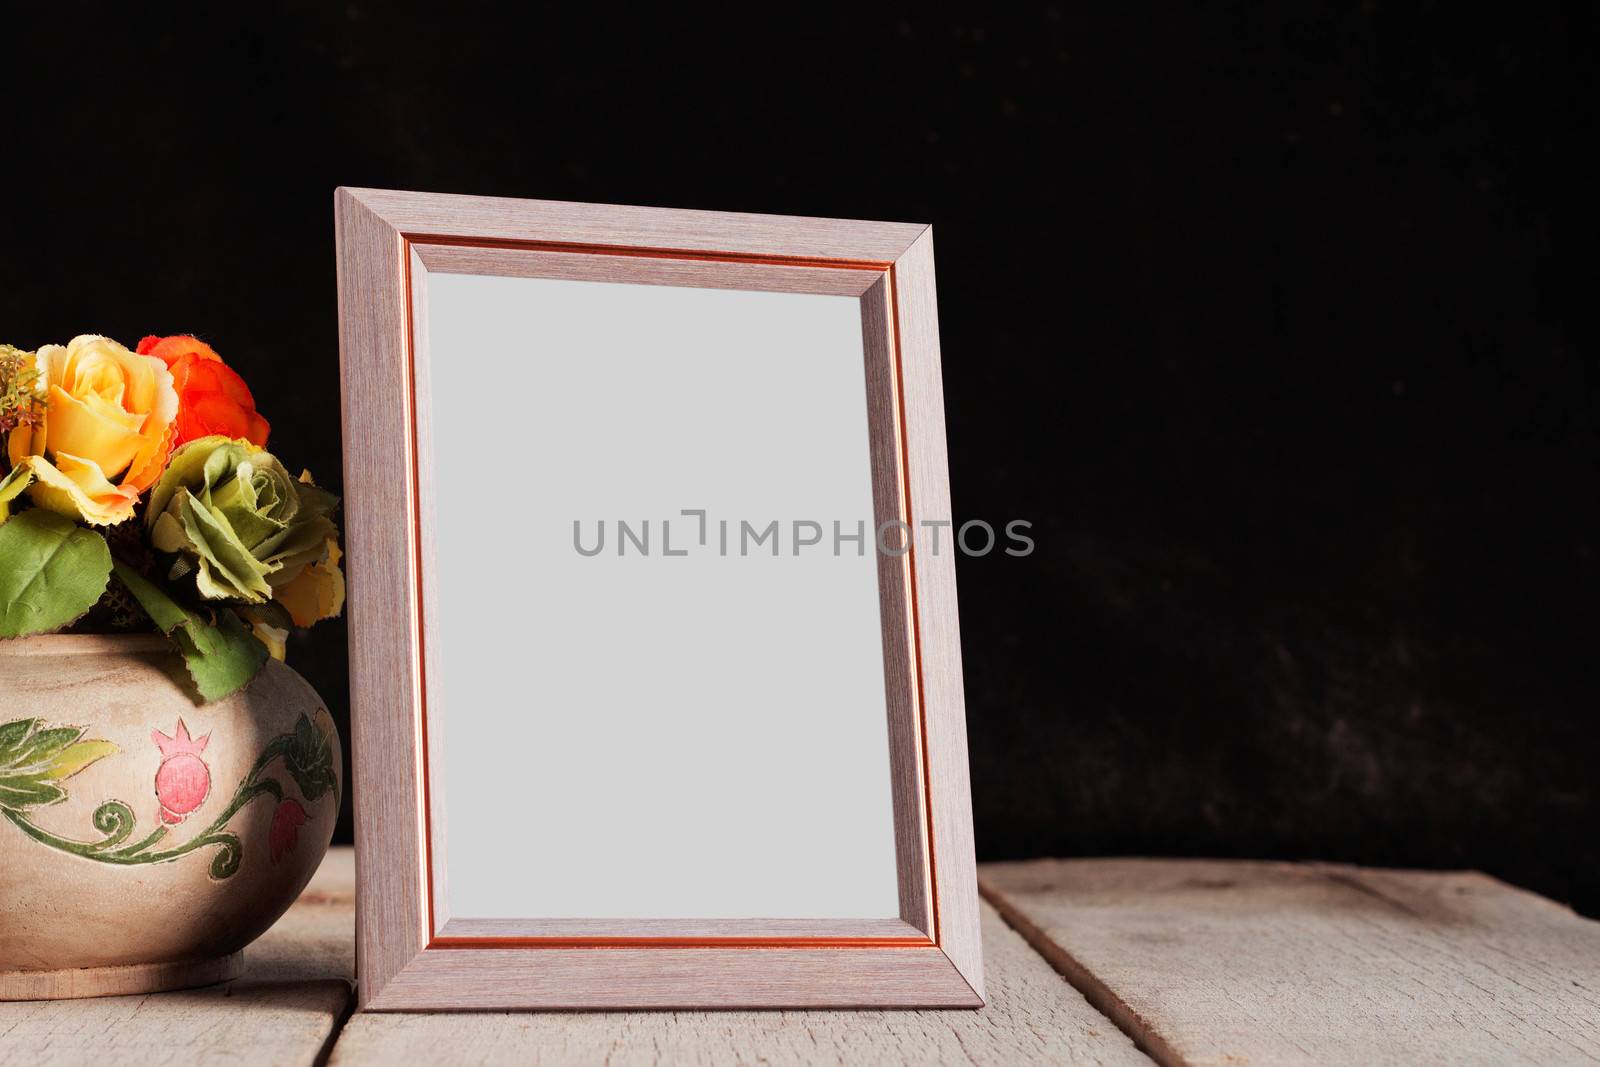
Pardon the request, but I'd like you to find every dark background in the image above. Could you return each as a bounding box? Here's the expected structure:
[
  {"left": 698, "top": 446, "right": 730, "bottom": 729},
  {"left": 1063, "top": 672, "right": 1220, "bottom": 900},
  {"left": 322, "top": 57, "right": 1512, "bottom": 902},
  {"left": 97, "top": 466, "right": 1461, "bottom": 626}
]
[{"left": 5, "top": 5, "right": 1594, "bottom": 912}]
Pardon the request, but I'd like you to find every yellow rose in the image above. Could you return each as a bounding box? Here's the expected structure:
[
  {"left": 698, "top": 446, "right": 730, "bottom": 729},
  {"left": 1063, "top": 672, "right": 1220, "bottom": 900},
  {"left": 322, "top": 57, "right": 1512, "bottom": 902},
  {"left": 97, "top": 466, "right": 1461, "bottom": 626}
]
[{"left": 7, "top": 336, "right": 179, "bottom": 525}]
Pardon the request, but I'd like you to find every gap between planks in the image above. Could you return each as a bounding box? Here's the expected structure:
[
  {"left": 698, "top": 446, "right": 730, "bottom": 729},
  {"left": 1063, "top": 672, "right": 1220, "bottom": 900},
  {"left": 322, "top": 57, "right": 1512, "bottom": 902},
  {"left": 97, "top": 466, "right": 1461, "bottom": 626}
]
[{"left": 980, "top": 867, "right": 1187, "bottom": 1067}]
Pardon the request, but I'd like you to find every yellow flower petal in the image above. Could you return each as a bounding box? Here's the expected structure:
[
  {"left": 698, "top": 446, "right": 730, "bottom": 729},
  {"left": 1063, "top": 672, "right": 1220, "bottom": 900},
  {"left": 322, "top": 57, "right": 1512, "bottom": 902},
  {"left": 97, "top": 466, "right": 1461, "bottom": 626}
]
[
  {"left": 8, "top": 426, "right": 34, "bottom": 469},
  {"left": 45, "top": 385, "right": 145, "bottom": 479},
  {"left": 22, "top": 453, "right": 139, "bottom": 526},
  {"left": 248, "top": 618, "right": 288, "bottom": 661},
  {"left": 274, "top": 538, "right": 345, "bottom": 626},
  {"left": 119, "top": 352, "right": 178, "bottom": 492}
]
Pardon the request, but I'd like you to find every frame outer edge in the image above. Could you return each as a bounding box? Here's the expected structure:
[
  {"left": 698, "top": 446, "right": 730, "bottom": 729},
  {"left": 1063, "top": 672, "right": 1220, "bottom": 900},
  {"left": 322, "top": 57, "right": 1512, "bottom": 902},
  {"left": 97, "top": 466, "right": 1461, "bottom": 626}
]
[
  {"left": 894, "top": 228, "right": 985, "bottom": 1002},
  {"left": 337, "top": 188, "right": 430, "bottom": 1010},
  {"left": 336, "top": 190, "right": 981, "bottom": 1009}
]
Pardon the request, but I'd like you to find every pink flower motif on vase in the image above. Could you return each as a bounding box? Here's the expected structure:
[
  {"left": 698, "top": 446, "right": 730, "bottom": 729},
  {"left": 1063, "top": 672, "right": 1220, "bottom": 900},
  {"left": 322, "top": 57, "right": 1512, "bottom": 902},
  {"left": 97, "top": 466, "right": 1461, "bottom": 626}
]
[
  {"left": 151, "top": 719, "right": 212, "bottom": 825},
  {"left": 3, "top": 710, "right": 336, "bottom": 880},
  {"left": 269, "top": 799, "right": 307, "bottom": 864}
]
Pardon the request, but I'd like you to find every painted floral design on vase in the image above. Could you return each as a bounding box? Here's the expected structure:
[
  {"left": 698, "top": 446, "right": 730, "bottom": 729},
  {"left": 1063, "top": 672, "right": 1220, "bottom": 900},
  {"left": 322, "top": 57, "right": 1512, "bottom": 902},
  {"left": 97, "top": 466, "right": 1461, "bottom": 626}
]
[
  {"left": 269, "top": 799, "right": 309, "bottom": 864},
  {"left": 0, "top": 634, "right": 341, "bottom": 1000},
  {"left": 1, "top": 709, "right": 334, "bottom": 879},
  {"left": 153, "top": 720, "right": 211, "bottom": 824}
]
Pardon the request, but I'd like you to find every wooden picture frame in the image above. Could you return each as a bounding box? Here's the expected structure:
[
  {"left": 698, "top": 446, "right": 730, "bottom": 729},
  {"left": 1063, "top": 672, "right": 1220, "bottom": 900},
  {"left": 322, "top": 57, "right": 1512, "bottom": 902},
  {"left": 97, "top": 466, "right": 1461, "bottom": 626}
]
[{"left": 334, "top": 187, "right": 982, "bottom": 1010}]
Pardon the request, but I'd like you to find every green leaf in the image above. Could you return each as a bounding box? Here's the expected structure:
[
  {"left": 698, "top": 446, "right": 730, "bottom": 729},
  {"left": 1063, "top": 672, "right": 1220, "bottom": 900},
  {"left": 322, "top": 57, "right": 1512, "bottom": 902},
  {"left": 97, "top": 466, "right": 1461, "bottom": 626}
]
[
  {"left": 110, "top": 560, "right": 189, "bottom": 631},
  {"left": 0, "top": 719, "right": 117, "bottom": 811},
  {"left": 0, "top": 718, "right": 38, "bottom": 765},
  {"left": 0, "top": 772, "right": 65, "bottom": 810},
  {"left": 284, "top": 712, "right": 337, "bottom": 802},
  {"left": 111, "top": 560, "right": 269, "bottom": 703},
  {"left": 0, "top": 717, "right": 116, "bottom": 782},
  {"left": 174, "top": 609, "right": 270, "bottom": 700},
  {"left": 0, "top": 509, "right": 112, "bottom": 638},
  {"left": 5, "top": 726, "right": 81, "bottom": 771},
  {"left": 0, "top": 464, "right": 33, "bottom": 524}
]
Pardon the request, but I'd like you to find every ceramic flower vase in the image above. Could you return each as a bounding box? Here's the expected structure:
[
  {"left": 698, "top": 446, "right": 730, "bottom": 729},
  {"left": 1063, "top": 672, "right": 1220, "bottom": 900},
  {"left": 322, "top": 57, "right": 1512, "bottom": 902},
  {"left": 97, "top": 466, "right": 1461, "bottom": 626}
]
[{"left": 0, "top": 634, "right": 340, "bottom": 1000}]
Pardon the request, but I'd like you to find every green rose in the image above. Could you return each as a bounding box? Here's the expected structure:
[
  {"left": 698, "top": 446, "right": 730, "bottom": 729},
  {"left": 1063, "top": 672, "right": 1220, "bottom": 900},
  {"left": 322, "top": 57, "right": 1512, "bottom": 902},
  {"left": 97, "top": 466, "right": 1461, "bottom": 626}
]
[{"left": 147, "top": 435, "right": 338, "bottom": 603}]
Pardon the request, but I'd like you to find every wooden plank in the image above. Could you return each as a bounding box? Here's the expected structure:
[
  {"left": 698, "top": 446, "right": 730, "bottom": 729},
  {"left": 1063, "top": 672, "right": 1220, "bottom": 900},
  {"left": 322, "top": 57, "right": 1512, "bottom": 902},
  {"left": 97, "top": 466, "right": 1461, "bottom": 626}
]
[
  {"left": 980, "top": 858, "right": 1600, "bottom": 1067},
  {"left": 244, "top": 845, "right": 355, "bottom": 984},
  {"left": 327, "top": 902, "right": 1150, "bottom": 1066},
  {"left": 0, "top": 847, "right": 354, "bottom": 1067}
]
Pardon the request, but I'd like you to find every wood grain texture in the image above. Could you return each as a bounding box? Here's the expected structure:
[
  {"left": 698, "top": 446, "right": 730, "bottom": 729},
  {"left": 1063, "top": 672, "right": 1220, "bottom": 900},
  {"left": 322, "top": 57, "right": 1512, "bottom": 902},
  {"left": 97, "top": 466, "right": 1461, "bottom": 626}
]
[
  {"left": 406, "top": 244, "right": 452, "bottom": 942},
  {"left": 413, "top": 242, "right": 880, "bottom": 295},
  {"left": 435, "top": 918, "right": 927, "bottom": 941},
  {"left": 406, "top": 241, "right": 930, "bottom": 950},
  {"left": 861, "top": 275, "right": 934, "bottom": 936},
  {"left": 407, "top": 244, "right": 930, "bottom": 946},
  {"left": 0, "top": 848, "right": 354, "bottom": 1067},
  {"left": 329, "top": 903, "right": 1147, "bottom": 1066},
  {"left": 340, "top": 187, "right": 925, "bottom": 263},
  {"left": 980, "top": 857, "right": 1600, "bottom": 1067},
  {"left": 892, "top": 229, "right": 983, "bottom": 1001},
  {"left": 338, "top": 188, "right": 981, "bottom": 1008},
  {"left": 0, "top": 956, "right": 241, "bottom": 1002},
  {"left": 336, "top": 188, "right": 430, "bottom": 1010},
  {"left": 368, "top": 947, "right": 979, "bottom": 1012}
]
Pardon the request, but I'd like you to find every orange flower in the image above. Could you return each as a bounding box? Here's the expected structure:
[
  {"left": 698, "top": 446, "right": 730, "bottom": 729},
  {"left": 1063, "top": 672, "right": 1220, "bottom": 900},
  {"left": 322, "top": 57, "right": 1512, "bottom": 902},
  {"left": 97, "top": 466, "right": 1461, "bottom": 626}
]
[{"left": 136, "top": 335, "right": 269, "bottom": 448}]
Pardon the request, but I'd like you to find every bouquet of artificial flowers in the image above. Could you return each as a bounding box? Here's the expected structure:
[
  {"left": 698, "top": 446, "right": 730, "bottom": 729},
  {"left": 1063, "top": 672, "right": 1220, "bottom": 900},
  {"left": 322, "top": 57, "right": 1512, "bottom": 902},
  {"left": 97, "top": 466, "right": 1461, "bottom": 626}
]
[{"left": 0, "top": 335, "right": 343, "bottom": 700}]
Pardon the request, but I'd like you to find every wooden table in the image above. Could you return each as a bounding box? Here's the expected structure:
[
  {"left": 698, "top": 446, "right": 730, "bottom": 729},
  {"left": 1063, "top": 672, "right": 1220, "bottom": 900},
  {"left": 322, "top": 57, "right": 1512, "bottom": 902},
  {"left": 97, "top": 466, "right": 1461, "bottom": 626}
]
[{"left": 4, "top": 848, "right": 1598, "bottom": 1065}]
